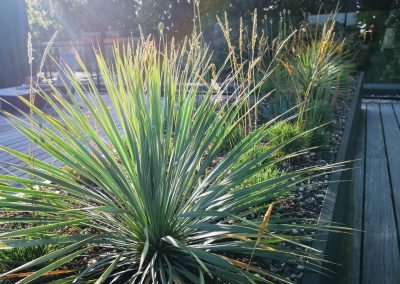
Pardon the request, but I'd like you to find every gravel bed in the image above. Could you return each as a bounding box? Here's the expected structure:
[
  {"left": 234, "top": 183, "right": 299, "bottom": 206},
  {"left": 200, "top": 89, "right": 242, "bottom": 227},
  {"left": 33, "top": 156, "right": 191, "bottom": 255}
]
[
  {"left": 0, "top": 77, "right": 358, "bottom": 283},
  {"left": 258, "top": 76, "right": 358, "bottom": 282}
]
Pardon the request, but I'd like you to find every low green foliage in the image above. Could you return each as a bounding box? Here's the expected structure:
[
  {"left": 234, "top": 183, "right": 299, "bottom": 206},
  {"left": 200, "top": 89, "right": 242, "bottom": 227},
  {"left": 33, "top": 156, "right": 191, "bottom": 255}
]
[
  {"left": 241, "top": 164, "right": 283, "bottom": 189},
  {"left": 232, "top": 143, "right": 283, "bottom": 187},
  {"left": 302, "top": 100, "right": 332, "bottom": 130},
  {"left": 267, "top": 122, "right": 311, "bottom": 157},
  {"left": 224, "top": 125, "right": 247, "bottom": 151},
  {"left": 309, "top": 128, "right": 331, "bottom": 153},
  {"left": 0, "top": 244, "right": 55, "bottom": 273}
]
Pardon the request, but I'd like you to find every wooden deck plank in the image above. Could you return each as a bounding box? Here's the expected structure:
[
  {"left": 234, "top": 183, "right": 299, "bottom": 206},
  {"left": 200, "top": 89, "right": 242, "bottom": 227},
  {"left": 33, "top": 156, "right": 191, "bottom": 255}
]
[
  {"left": 0, "top": 94, "right": 122, "bottom": 181},
  {"left": 0, "top": 138, "right": 30, "bottom": 155},
  {"left": 380, "top": 103, "right": 400, "bottom": 233},
  {"left": 346, "top": 102, "right": 366, "bottom": 284},
  {"left": 362, "top": 102, "right": 400, "bottom": 283},
  {"left": 0, "top": 153, "right": 58, "bottom": 183},
  {"left": 0, "top": 147, "right": 49, "bottom": 165},
  {"left": 0, "top": 132, "right": 28, "bottom": 144}
]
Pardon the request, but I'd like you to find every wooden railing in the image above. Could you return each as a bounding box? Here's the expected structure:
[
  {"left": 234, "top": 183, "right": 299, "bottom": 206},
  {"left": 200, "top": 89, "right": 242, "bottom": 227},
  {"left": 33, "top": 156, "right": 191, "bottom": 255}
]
[{"left": 32, "top": 30, "right": 140, "bottom": 90}]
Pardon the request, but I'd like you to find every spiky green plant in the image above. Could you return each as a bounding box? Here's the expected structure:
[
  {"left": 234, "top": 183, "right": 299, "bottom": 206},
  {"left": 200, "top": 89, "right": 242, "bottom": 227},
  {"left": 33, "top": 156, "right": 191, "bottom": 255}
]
[
  {"left": 251, "top": 11, "right": 354, "bottom": 130},
  {"left": 0, "top": 33, "right": 343, "bottom": 283},
  {"left": 216, "top": 9, "right": 295, "bottom": 134},
  {"left": 287, "top": 20, "right": 355, "bottom": 126}
]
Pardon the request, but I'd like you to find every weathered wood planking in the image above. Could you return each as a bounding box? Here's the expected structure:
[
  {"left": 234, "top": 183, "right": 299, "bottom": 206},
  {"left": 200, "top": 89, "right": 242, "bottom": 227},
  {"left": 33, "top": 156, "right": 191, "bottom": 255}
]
[
  {"left": 363, "top": 102, "right": 400, "bottom": 283},
  {"left": 346, "top": 102, "right": 366, "bottom": 284},
  {"left": 0, "top": 94, "right": 124, "bottom": 181},
  {"left": 380, "top": 103, "right": 400, "bottom": 233}
]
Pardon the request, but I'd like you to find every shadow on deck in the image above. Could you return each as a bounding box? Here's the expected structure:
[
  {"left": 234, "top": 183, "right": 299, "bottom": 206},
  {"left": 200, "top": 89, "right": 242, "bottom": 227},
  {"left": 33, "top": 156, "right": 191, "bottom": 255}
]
[
  {"left": 351, "top": 100, "right": 400, "bottom": 283},
  {"left": 0, "top": 94, "right": 116, "bottom": 181},
  {"left": 303, "top": 79, "right": 400, "bottom": 283}
]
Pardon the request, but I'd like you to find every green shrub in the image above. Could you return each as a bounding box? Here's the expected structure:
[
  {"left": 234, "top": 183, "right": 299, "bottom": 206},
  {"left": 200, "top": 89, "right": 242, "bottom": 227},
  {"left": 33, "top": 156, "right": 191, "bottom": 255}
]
[
  {"left": 303, "top": 100, "right": 332, "bottom": 130},
  {"left": 309, "top": 128, "right": 330, "bottom": 152},
  {"left": 302, "top": 101, "right": 331, "bottom": 154},
  {"left": 267, "top": 122, "right": 311, "bottom": 157},
  {"left": 0, "top": 245, "right": 55, "bottom": 273},
  {"left": 242, "top": 165, "right": 282, "bottom": 188},
  {"left": 224, "top": 124, "right": 247, "bottom": 151},
  {"left": 232, "top": 143, "right": 283, "bottom": 187}
]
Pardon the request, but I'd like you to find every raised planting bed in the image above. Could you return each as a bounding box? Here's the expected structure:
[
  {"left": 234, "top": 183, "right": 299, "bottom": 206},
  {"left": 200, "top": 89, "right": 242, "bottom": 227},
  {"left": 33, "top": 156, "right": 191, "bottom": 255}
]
[
  {"left": 362, "top": 83, "right": 400, "bottom": 100},
  {"left": 0, "top": 74, "right": 367, "bottom": 283},
  {"left": 301, "top": 73, "right": 365, "bottom": 283}
]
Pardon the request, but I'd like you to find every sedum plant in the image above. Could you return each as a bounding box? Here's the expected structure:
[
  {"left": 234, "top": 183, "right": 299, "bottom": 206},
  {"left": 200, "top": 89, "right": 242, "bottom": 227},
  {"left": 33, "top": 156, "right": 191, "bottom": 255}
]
[
  {"left": 0, "top": 33, "right": 342, "bottom": 283},
  {"left": 0, "top": 244, "right": 55, "bottom": 273},
  {"left": 266, "top": 122, "right": 311, "bottom": 158}
]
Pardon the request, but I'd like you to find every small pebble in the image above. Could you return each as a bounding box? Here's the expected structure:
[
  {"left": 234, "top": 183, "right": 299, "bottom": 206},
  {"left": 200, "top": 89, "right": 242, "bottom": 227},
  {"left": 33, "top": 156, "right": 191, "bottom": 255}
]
[{"left": 306, "top": 197, "right": 316, "bottom": 204}]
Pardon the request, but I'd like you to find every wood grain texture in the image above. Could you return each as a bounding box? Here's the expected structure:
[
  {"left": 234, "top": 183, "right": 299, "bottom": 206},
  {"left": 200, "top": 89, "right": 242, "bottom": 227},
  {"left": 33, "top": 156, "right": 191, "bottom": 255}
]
[
  {"left": 346, "top": 102, "right": 366, "bottom": 284},
  {"left": 362, "top": 102, "right": 400, "bottom": 284},
  {"left": 381, "top": 103, "right": 400, "bottom": 233},
  {"left": 0, "top": 95, "right": 118, "bottom": 181}
]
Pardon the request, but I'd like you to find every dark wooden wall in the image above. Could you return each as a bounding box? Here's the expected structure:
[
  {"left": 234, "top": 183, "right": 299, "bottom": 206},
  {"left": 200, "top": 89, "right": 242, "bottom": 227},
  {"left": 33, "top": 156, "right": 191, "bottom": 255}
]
[{"left": 0, "top": 0, "right": 29, "bottom": 88}]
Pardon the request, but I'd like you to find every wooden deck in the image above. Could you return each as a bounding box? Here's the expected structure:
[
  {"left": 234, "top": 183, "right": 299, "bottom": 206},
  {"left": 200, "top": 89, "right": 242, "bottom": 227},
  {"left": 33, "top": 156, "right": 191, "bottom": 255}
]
[
  {"left": 0, "top": 115, "right": 46, "bottom": 179},
  {"left": 0, "top": 94, "right": 117, "bottom": 180},
  {"left": 351, "top": 100, "right": 400, "bottom": 284}
]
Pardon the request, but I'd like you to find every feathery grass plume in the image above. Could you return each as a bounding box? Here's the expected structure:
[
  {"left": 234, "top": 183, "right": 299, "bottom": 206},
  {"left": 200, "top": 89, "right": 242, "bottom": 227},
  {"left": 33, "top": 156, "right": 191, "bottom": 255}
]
[
  {"left": 193, "top": 0, "right": 202, "bottom": 39},
  {"left": 38, "top": 31, "right": 58, "bottom": 78},
  {"left": 289, "top": 13, "right": 354, "bottom": 126},
  {"left": 27, "top": 32, "right": 33, "bottom": 66},
  {"left": 251, "top": 9, "right": 258, "bottom": 53},
  {"left": 217, "top": 12, "right": 239, "bottom": 74},
  {"left": 0, "top": 20, "right": 351, "bottom": 284},
  {"left": 239, "top": 17, "right": 243, "bottom": 61},
  {"left": 216, "top": 13, "right": 250, "bottom": 131},
  {"left": 248, "top": 9, "right": 259, "bottom": 127},
  {"left": 257, "top": 203, "right": 275, "bottom": 246},
  {"left": 248, "top": 9, "right": 257, "bottom": 85},
  {"left": 218, "top": 10, "right": 263, "bottom": 133},
  {"left": 27, "top": 32, "right": 35, "bottom": 165},
  {"left": 26, "top": 31, "right": 58, "bottom": 169}
]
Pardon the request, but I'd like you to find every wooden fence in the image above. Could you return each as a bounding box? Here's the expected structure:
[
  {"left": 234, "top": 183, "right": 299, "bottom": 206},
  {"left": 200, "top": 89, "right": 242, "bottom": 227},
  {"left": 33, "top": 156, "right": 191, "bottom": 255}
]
[{"left": 32, "top": 30, "right": 140, "bottom": 90}]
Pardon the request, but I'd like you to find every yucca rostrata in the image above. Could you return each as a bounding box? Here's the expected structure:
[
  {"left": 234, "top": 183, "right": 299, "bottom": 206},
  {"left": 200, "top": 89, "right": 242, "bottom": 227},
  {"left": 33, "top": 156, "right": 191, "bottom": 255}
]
[{"left": 0, "top": 32, "right": 344, "bottom": 283}]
